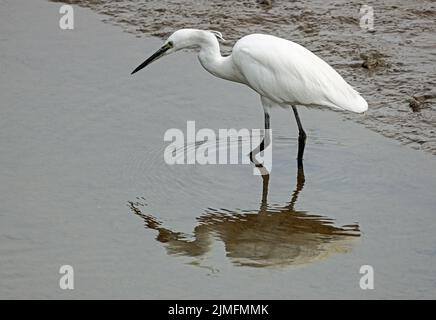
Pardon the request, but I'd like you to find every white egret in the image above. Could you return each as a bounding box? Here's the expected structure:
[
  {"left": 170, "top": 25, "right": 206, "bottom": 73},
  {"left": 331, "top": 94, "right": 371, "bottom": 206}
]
[{"left": 131, "top": 29, "right": 368, "bottom": 168}]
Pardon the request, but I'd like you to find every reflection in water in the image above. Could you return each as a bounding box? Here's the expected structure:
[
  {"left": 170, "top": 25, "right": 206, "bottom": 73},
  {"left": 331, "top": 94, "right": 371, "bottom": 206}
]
[{"left": 129, "top": 168, "right": 360, "bottom": 268}]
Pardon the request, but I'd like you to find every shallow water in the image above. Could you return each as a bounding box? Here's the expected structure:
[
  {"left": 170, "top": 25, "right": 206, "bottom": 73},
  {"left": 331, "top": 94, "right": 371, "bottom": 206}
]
[
  {"left": 129, "top": 168, "right": 361, "bottom": 269},
  {"left": 50, "top": 0, "right": 436, "bottom": 155},
  {"left": 1, "top": 0, "right": 436, "bottom": 299}
]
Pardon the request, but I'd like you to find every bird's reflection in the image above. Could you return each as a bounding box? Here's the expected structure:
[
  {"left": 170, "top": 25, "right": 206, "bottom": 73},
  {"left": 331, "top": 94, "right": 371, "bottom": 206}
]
[{"left": 129, "top": 168, "right": 360, "bottom": 268}]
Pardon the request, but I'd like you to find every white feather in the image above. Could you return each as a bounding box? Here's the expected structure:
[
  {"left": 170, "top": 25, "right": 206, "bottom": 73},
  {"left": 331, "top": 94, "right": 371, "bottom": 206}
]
[
  {"left": 231, "top": 34, "right": 368, "bottom": 113},
  {"left": 132, "top": 29, "right": 369, "bottom": 166}
]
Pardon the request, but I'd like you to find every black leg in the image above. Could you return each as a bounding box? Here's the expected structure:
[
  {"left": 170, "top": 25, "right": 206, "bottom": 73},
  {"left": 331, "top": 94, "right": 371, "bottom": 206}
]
[
  {"left": 292, "top": 106, "right": 306, "bottom": 169},
  {"left": 289, "top": 166, "right": 305, "bottom": 210},
  {"left": 259, "top": 173, "right": 270, "bottom": 213},
  {"left": 249, "top": 111, "right": 270, "bottom": 167}
]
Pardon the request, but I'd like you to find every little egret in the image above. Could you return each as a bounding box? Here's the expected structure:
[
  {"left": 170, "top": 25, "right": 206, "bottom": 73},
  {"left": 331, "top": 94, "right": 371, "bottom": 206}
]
[{"left": 131, "top": 29, "right": 368, "bottom": 168}]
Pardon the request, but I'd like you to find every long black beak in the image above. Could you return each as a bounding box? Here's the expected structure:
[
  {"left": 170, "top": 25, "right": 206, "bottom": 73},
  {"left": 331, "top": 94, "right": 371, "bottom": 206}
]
[{"left": 131, "top": 44, "right": 171, "bottom": 75}]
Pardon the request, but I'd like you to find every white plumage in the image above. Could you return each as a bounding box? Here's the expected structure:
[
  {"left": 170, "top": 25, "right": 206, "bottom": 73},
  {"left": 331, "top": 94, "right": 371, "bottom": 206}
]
[
  {"left": 131, "top": 29, "right": 368, "bottom": 168},
  {"left": 232, "top": 34, "right": 368, "bottom": 113}
]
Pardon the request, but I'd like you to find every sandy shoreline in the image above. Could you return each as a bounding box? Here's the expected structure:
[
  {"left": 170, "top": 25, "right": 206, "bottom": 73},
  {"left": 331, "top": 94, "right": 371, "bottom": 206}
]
[{"left": 1, "top": 0, "right": 436, "bottom": 299}]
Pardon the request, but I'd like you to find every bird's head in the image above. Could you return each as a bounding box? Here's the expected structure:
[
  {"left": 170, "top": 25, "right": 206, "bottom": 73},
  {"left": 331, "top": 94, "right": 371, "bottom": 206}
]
[{"left": 131, "top": 29, "right": 225, "bottom": 75}]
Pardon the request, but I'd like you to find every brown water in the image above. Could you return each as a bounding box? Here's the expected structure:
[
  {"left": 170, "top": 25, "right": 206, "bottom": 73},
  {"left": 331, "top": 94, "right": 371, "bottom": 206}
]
[
  {"left": 51, "top": 0, "right": 436, "bottom": 155},
  {"left": 1, "top": 0, "right": 436, "bottom": 299}
]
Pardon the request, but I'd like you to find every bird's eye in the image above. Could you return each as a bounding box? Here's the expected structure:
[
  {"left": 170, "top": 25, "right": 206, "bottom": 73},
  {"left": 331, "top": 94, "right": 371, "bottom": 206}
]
[{"left": 167, "top": 41, "right": 173, "bottom": 48}]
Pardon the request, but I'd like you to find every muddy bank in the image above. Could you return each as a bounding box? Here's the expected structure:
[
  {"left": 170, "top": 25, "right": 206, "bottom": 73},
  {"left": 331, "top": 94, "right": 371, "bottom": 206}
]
[{"left": 51, "top": 0, "right": 436, "bottom": 155}]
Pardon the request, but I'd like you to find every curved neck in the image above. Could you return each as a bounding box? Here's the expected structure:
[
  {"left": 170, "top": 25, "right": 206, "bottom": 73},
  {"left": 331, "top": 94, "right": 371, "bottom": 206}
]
[{"left": 195, "top": 32, "right": 242, "bottom": 83}]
